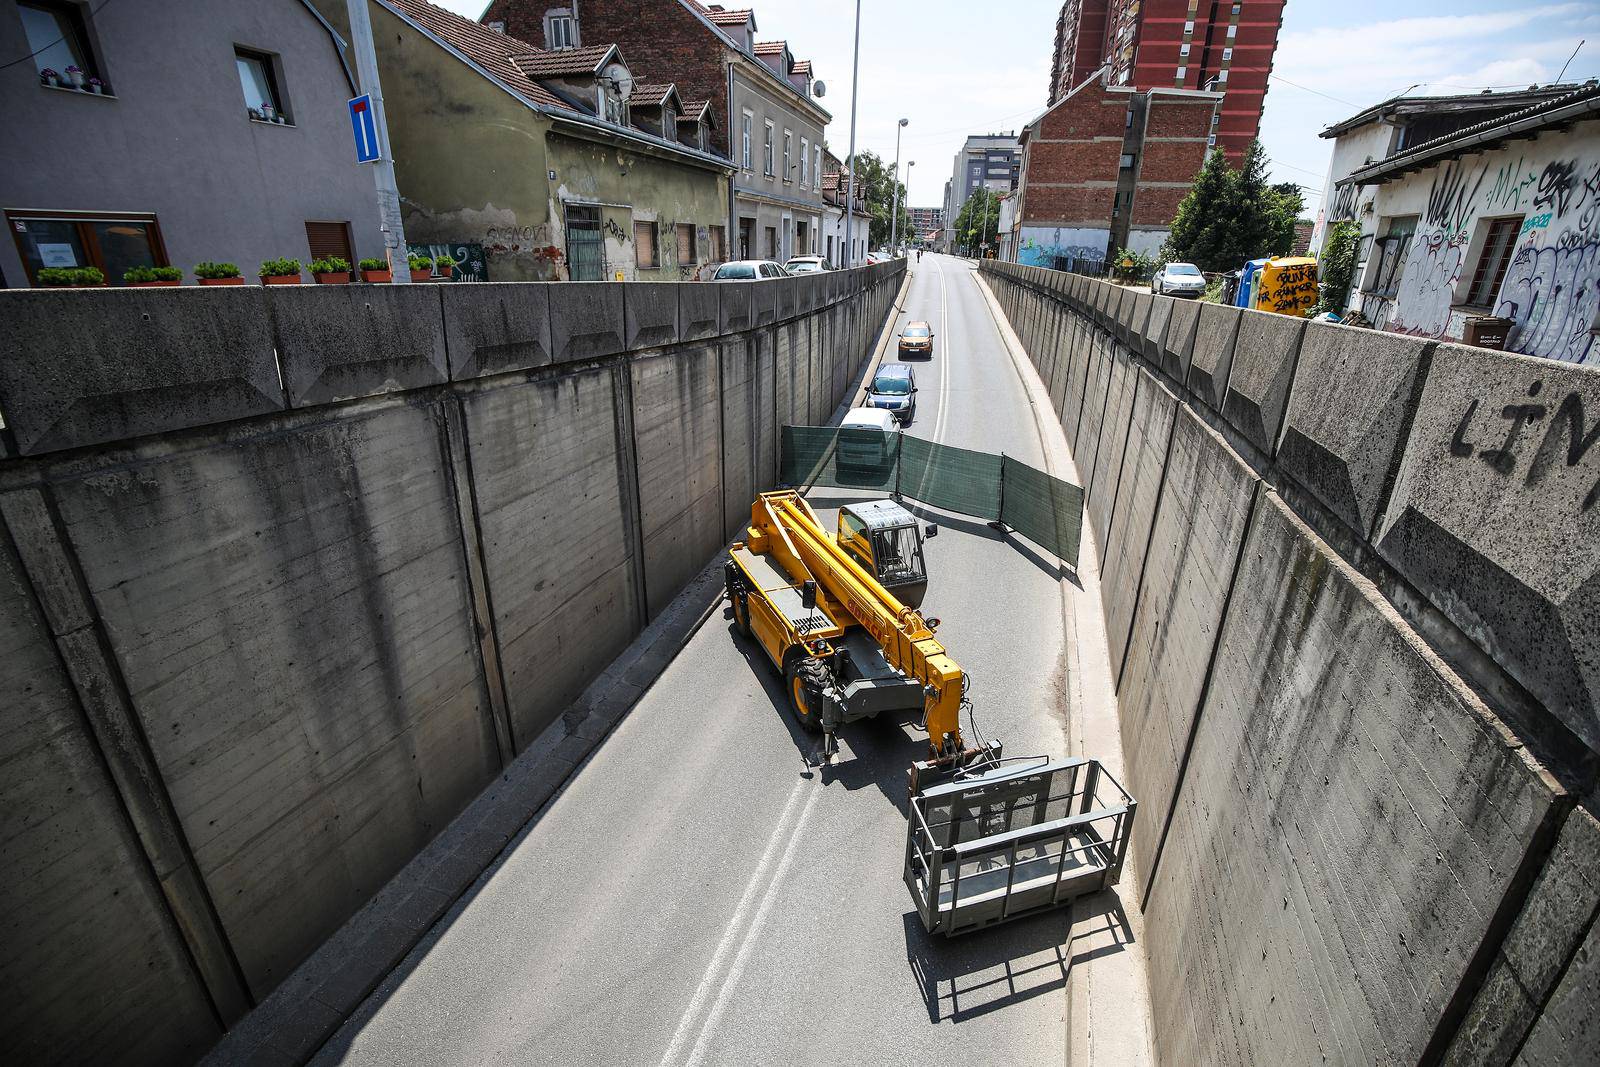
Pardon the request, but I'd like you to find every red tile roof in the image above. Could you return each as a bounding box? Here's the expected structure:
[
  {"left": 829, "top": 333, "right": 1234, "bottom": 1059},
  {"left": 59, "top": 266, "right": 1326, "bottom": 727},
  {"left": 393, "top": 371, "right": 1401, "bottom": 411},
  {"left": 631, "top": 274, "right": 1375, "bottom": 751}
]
[
  {"left": 702, "top": 7, "right": 755, "bottom": 26},
  {"left": 678, "top": 99, "right": 711, "bottom": 121},
  {"left": 753, "top": 40, "right": 787, "bottom": 55},
  {"left": 510, "top": 44, "right": 616, "bottom": 78},
  {"left": 792, "top": 60, "right": 812, "bottom": 75},
  {"left": 631, "top": 83, "right": 675, "bottom": 107},
  {"left": 386, "top": 0, "right": 568, "bottom": 108}
]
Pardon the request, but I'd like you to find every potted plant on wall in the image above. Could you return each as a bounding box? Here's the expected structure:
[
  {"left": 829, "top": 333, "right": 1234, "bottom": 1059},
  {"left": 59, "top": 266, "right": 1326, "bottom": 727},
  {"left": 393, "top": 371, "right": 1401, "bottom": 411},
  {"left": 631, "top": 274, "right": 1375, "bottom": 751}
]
[
  {"left": 195, "top": 261, "right": 244, "bottom": 286},
  {"left": 39, "top": 67, "right": 60, "bottom": 87},
  {"left": 259, "top": 258, "right": 302, "bottom": 285},
  {"left": 64, "top": 65, "right": 86, "bottom": 89},
  {"left": 37, "top": 267, "right": 104, "bottom": 287},
  {"left": 358, "top": 257, "right": 392, "bottom": 283},
  {"left": 124, "top": 265, "right": 183, "bottom": 287},
  {"left": 407, "top": 253, "right": 433, "bottom": 282},
  {"left": 433, "top": 253, "right": 455, "bottom": 279},
  {"left": 309, "top": 257, "right": 351, "bottom": 284},
  {"left": 87, "top": 76, "right": 104, "bottom": 94}
]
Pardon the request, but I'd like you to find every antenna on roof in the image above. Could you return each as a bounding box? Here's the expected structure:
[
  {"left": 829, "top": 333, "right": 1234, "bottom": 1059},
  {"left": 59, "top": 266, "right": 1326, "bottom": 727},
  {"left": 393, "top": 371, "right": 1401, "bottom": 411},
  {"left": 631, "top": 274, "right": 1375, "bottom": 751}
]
[{"left": 1557, "top": 39, "right": 1584, "bottom": 83}]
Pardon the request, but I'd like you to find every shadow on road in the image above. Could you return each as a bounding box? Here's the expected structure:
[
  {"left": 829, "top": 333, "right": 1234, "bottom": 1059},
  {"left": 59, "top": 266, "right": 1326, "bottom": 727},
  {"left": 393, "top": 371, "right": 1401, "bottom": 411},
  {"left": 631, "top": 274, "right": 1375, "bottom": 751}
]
[{"left": 902, "top": 889, "right": 1134, "bottom": 1024}]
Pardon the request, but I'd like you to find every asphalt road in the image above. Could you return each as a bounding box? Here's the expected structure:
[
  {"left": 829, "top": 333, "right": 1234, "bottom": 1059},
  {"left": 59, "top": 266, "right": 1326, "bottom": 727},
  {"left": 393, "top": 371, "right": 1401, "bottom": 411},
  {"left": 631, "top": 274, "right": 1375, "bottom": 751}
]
[{"left": 310, "top": 254, "right": 1137, "bottom": 1066}]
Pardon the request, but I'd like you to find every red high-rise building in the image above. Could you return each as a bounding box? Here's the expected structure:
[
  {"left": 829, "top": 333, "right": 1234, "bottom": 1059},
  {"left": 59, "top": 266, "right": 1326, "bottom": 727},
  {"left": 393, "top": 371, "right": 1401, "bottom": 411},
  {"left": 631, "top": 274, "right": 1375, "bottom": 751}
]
[{"left": 1047, "top": 0, "right": 1284, "bottom": 164}]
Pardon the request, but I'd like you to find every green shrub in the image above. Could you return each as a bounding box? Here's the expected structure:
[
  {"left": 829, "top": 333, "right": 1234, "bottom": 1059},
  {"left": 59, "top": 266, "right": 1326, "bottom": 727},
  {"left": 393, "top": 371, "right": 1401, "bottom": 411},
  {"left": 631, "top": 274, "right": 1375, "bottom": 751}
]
[
  {"left": 194, "top": 261, "right": 241, "bottom": 279},
  {"left": 309, "top": 257, "right": 351, "bottom": 274},
  {"left": 38, "top": 267, "right": 76, "bottom": 286},
  {"left": 152, "top": 265, "right": 183, "bottom": 282},
  {"left": 358, "top": 257, "right": 387, "bottom": 272},
  {"left": 75, "top": 266, "right": 104, "bottom": 285},
  {"left": 433, "top": 254, "right": 454, "bottom": 268},
  {"left": 259, "top": 258, "right": 302, "bottom": 277},
  {"left": 407, "top": 253, "right": 433, "bottom": 271},
  {"left": 1311, "top": 220, "right": 1361, "bottom": 316},
  {"left": 124, "top": 265, "right": 157, "bottom": 283}
]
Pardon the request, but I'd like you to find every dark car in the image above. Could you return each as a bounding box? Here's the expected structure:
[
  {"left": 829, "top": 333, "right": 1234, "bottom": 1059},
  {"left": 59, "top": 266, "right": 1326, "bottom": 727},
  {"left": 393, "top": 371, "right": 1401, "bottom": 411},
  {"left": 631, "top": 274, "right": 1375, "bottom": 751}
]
[
  {"left": 865, "top": 362, "right": 917, "bottom": 424},
  {"left": 898, "top": 320, "right": 934, "bottom": 358}
]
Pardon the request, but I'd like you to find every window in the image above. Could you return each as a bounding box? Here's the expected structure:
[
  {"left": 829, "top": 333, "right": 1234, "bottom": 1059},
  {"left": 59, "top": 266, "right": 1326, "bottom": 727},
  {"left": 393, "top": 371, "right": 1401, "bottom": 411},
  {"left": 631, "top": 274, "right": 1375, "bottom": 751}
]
[
  {"left": 598, "top": 83, "right": 624, "bottom": 124},
  {"left": 545, "top": 9, "right": 577, "bottom": 49},
  {"left": 1222, "top": 47, "right": 1233, "bottom": 61},
  {"left": 565, "top": 204, "right": 603, "bottom": 281},
  {"left": 1465, "top": 217, "right": 1522, "bottom": 307},
  {"left": 19, "top": 1, "right": 100, "bottom": 85},
  {"left": 800, "top": 137, "right": 809, "bottom": 186},
  {"left": 1227, "top": 24, "right": 1237, "bottom": 39},
  {"left": 1176, "top": 65, "right": 1187, "bottom": 81},
  {"left": 1372, "top": 217, "right": 1416, "bottom": 297},
  {"left": 634, "top": 219, "right": 658, "bottom": 268},
  {"left": 236, "top": 49, "right": 290, "bottom": 123},
  {"left": 1207, "top": 133, "right": 1217, "bottom": 146},
  {"left": 662, "top": 105, "right": 676, "bottom": 131},
  {"left": 764, "top": 226, "right": 777, "bottom": 259},
  {"left": 783, "top": 130, "right": 792, "bottom": 181},
  {"left": 7, "top": 211, "right": 166, "bottom": 286},
  {"left": 709, "top": 224, "right": 727, "bottom": 262},
  {"left": 1216, "top": 68, "right": 1228, "bottom": 82},
  {"left": 813, "top": 145, "right": 822, "bottom": 187},
  {"left": 1119, "top": 153, "right": 1135, "bottom": 169},
  {"left": 741, "top": 111, "right": 752, "bottom": 169},
  {"left": 305, "top": 221, "right": 352, "bottom": 266},
  {"left": 1179, "top": 43, "right": 1190, "bottom": 57},
  {"left": 1184, "top": 19, "right": 1195, "bottom": 33},
  {"left": 676, "top": 223, "right": 695, "bottom": 267},
  {"left": 763, "top": 121, "right": 774, "bottom": 177}
]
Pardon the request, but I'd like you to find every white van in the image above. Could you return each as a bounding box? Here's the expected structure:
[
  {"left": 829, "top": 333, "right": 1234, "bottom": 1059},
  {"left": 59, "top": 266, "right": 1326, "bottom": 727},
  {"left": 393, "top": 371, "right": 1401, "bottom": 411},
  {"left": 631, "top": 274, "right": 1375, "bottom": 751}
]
[{"left": 838, "top": 407, "right": 899, "bottom": 471}]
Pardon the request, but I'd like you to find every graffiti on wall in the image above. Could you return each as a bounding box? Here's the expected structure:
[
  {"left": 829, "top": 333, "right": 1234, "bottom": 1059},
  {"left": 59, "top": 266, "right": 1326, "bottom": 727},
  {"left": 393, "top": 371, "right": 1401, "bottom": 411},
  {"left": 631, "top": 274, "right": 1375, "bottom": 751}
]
[
  {"left": 1384, "top": 151, "right": 1600, "bottom": 364},
  {"left": 1448, "top": 380, "right": 1600, "bottom": 513}
]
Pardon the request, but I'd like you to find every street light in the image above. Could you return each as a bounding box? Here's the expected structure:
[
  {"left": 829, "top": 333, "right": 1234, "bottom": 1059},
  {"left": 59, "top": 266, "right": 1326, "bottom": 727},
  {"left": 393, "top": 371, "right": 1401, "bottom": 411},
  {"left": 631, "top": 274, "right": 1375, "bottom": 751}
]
[
  {"left": 889, "top": 118, "right": 908, "bottom": 252},
  {"left": 842, "top": 0, "right": 862, "bottom": 268}
]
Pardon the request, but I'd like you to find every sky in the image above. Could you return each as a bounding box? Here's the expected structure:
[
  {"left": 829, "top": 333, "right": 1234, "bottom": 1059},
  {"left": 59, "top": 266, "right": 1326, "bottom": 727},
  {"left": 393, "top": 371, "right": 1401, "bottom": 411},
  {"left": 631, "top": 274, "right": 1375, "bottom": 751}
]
[{"left": 436, "top": 0, "right": 1600, "bottom": 215}]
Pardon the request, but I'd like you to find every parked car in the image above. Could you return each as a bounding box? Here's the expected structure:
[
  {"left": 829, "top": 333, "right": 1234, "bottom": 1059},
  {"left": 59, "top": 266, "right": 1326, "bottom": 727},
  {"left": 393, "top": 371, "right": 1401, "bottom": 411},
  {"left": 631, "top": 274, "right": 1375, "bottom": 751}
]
[
  {"left": 1152, "top": 261, "right": 1206, "bottom": 297},
  {"left": 785, "top": 255, "right": 830, "bottom": 274},
  {"left": 837, "top": 407, "right": 899, "bottom": 471},
  {"left": 897, "top": 320, "right": 934, "bottom": 358},
  {"left": 865, "top": 251, "right": 889, "bottom": 265},
  {"left": 712, "top": 260, "right": 788, "bottom": 280},
  {"left": 865, "top": 362, "right": 917, "bottom": 424}
]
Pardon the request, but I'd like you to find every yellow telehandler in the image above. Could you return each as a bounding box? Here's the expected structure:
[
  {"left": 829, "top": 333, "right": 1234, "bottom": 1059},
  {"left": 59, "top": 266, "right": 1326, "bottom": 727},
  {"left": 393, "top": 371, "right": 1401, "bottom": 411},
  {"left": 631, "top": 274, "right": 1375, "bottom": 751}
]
[{"left": 724, "top": 489, "right": 1136, "bottom": 934}]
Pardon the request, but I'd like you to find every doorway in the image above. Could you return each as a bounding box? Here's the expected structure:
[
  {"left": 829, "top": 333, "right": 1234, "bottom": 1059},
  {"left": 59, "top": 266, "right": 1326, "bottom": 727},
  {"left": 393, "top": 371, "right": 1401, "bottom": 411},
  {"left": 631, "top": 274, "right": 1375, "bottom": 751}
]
[{"left": 565, "top": 204, "right": 603, "bottom": 280}]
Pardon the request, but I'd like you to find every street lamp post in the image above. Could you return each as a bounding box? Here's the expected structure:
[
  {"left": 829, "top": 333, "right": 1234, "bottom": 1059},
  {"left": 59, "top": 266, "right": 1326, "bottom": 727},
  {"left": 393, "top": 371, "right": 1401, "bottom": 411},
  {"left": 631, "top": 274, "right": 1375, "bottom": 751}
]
[
  {"left": 842, "top": 0, "right": 862, "bottom": 268},
  {"left": 889, "top": 118, "right": 908, "bottom": 252}
]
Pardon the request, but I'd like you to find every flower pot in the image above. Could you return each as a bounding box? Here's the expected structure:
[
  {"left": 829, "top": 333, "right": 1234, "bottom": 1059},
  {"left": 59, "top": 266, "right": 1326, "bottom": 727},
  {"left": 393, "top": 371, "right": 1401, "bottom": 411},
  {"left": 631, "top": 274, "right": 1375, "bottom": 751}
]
[
  {"left": 436, "top": 264, "right": 454, "bottom": 279},
  {"left": 312, "top": 272, "right": 350, "bottom": 285},
  {"left": 410, "top": 268, "right": 432, "bottom": 282},
  {"left": 360, "top": 269, "right": 393, "bottom": 283},
  {"left": 130, "top": 280, "right": 180, "bottom": 288},
  {"left": 260, "top": 274, "right": 301, "bottom": 285},
  {"left": 66, "top": 70, "right": 85, "bottom": 89},
  {"left": 199, "top": 277, "right": 245, "bottom": 286}
]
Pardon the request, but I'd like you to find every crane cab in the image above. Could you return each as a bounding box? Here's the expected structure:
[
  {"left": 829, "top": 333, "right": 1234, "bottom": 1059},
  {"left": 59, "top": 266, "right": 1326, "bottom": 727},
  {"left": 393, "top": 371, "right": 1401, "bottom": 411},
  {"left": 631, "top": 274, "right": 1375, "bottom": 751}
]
[{"left": 836, "top": 500, "right": 928, "bottom": 609}]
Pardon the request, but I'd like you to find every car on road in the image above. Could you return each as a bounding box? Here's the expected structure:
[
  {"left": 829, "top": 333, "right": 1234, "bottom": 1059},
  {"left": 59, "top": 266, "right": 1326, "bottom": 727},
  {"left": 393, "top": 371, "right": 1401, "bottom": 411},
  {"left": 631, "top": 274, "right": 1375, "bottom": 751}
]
[
  {"left": 837, "top": 407, "right": 899, "bottom": 471},
  {"left": 711, "top": 260, "right": 788, "bottom": 280},
  {"left": 1152, "top": 261, "right": 1207, "bottom": 297},
  {"left": 865, "top": 362, "right": 917, "bottom": 424},
  {"left": 784, "top": 255, "right": 830, "bottom": 274},
  {"left": 897, "top": 320, "right": 934, "bottom": 358}
]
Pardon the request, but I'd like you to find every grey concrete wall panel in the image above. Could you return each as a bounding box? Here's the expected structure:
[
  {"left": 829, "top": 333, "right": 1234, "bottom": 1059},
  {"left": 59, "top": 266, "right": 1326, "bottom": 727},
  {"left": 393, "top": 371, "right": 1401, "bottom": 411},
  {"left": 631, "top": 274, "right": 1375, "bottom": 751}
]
[
  {"left": 548, "top": 283, "right": 626, "bottom": 362},
  {"left": 623, "top": 282, "right": 681, "bottom": 350},
  {"left": 1088, "top": 348, "right": 1138, "bottom": 532},
  {"left": 752, "top": 277, "right": 779, "bottom": 327},
  {"left": 798, "top": 273, "right": 820, "bottom": 315},
  {"left": 1221, "top": 309, "right": 1307, "bottom": 454},
  {"left": 1145, "top": 491, "right": 1557, "bottom": 1067},
  {"left": 1277, "top": 323, "right": 1428, "bottom": 539},
  {"left": 774, "top": 275, "right": 799, "bottom": 322},
  {"left": 1141, "top": 293, "right": 1173, "bottom": 361},
  {"left": 50, "top": 402, "right": 497, "bottom": 997},
  {"left": 1100, "top": 370, "right": 1180, "bottom": 679},
  {"left": 1049, "top": 314, "right": 1075, "bottom": 421},
  {"left": 1516, "top": 910, "right": 1600, "bottom": 1064},
  {"left": 719, "top": 280, "right": 754, "bottom": 334},
  {"left": 464, "top": 367, "right": 640, "bottom": 748},
  {"left": 1375, "top": 344, "right": 1600, "bottom": 750},
  {"left": 1446, "top": 807, "right": 1600, "bottom": 1063},
  {"left": 776, "top": 322, "right": 806, "bottom": 429},
  {"left": 1117, "top": 408, "right": 1258, "bottom": 879},
  {"left": 441, "top": 283, "right": 552, "bottom": 380},
  {"left": 1074, "top": 330, "right": 1116, "bottom": 466},
  {"left": 269, "top": 284, "right": 448, "bottom": 405},
  {"left": 1185, "top": 301, "right": 1242, "bottom": 412},
  {"left": 679, "top": 281, "right": 720, "bottom": 341},
  {"left": 0, "top": 287, "right": 284, "bottom": 455},
  {"left": 1160, "top": 297, "right": 1202, "bottom": 383},
  {"left": 1062, "top": 318, "right": 1093, "bottom": 439},
  {"left": 631, "top": 345, "right": 723, "bottom": 619},
  {"left": 0, "top": 523, "right": 223, "bottom": 1066},
  {"left": 721, "top": 338, "right": 757, "bottom": 542},
  {"left": 754, "top": 330, "right": 777, "bottom": 490},
  {"left": 1123, "top": 290, "right": 1152, "bottom": 350}
]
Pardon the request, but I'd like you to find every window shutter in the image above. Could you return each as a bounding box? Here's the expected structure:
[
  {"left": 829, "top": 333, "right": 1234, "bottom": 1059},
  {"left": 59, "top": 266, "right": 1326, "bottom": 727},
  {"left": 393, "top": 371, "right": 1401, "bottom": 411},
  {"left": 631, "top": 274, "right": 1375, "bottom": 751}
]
[
  {"left": 677, "top": 223, "right": 695, "bottom": 266},
  {"left": 305, "top": 221, "right": 352, "bottom": 264},
  {"left": 634, "top": 220, "right": 657, "bottom": 268}
]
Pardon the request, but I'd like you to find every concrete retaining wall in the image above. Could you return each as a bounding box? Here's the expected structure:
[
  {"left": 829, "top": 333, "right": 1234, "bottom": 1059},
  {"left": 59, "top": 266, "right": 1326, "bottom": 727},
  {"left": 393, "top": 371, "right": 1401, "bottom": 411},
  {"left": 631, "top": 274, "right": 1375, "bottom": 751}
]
[
  {"left": 0, "top": 262, "right": 903, "bottom": 1065},
  {"left": 982, "top": 261, "right": 1599, "bottom": 1067}
]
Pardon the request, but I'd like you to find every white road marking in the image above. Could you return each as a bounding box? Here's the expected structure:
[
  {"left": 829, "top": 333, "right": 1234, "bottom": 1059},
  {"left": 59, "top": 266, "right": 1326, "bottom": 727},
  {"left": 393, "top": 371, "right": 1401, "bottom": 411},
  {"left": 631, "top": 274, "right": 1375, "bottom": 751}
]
[
  {"left": 932, "top": 259, "right": 951, "bottom": 446},
  {"left": 682, "top": 782, "right": 822, "bottom": 1067},
  {"left": 658, "top": 776, "right": 811, "bottom": 1067}
]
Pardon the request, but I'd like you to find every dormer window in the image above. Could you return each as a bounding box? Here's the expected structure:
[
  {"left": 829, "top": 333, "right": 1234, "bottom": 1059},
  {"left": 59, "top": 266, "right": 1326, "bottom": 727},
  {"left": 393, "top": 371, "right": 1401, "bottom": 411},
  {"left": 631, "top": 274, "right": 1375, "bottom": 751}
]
[
  {"left": 663, "top": 105, "right": 676, "bottom": 131},
  {"left": 545, "top": 8, "right": 577, "bottom": 50}
]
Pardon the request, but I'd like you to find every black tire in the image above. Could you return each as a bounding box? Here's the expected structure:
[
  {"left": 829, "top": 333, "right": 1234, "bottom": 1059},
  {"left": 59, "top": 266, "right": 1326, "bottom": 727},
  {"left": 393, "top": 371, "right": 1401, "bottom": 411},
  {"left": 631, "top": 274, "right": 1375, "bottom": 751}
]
[
  {"left": 784, "top": 655, "right": 830, "bottom": 734},
  {"left": 724, "top": 563, "right": 752, "bottom": 637}
]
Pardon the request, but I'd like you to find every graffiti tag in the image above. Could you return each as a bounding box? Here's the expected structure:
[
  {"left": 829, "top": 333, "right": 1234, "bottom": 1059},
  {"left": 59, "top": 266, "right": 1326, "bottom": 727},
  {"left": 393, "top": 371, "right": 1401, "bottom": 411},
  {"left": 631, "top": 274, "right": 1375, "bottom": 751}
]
[{"left": 1449, "top": 382, "right": 1600, "bottom": 511}]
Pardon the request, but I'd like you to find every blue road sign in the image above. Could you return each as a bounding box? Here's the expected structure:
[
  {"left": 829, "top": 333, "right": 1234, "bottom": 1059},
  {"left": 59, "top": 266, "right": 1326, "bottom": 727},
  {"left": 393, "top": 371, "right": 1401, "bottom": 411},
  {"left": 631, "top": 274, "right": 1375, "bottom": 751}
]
[{"left": 349, "top": 94, "right": 380, "bottom": 164}]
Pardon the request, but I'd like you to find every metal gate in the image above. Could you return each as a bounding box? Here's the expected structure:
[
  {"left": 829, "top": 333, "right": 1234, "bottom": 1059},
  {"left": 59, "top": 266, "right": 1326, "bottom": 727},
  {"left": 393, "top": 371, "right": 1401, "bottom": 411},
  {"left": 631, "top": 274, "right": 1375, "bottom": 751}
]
[{"left": 565, "top": 204, "right": 603, "bottom": 281}]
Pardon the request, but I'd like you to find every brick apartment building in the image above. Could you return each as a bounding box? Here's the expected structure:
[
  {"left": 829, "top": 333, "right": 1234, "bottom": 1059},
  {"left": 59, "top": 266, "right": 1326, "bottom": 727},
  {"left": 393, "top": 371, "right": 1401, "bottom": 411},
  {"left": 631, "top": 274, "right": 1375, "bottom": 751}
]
[
  {"left": 485, "top": 0, "right": 830, "bottom": 262},
  {"left": 1008, "top": 72, "right": 1218, "bottom": 266},
  {"left": 1047, "top": 0, "right": 1284, "bottom": 164}
]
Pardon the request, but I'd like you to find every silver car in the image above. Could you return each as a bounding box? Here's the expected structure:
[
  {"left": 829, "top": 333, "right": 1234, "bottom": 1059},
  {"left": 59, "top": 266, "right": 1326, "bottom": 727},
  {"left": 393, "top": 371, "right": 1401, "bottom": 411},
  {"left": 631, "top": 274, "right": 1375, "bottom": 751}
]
[
  {"left": 712, "top": 260, "right": 788, "bottom": 280},
  {"left": 1152, "top": 261, "right": 1207, "bottom": 297}
]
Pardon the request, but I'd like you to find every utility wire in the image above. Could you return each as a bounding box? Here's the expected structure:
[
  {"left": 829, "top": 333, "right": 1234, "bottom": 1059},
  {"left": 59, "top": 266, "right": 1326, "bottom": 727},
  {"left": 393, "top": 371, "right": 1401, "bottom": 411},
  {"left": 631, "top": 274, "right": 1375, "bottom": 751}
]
[{"left": 0, "top": 0, "right": 119, "bottom": 72}]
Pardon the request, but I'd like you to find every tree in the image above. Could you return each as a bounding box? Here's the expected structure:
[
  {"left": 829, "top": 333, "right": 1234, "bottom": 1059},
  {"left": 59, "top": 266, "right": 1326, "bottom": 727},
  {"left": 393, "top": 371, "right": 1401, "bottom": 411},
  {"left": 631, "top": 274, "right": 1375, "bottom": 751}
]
[
  {"left": 1162, "top": 140, "right": 1307, "bottom": 271},
  {"left": 1312, "top": 220, "right": 1361, "bottom": 314},
  {"left": 952, "top": 189, "right": 1002, "bottom": 255},
  {"left": 845, "top": 150, "right": 913, "bottom": 250}
]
